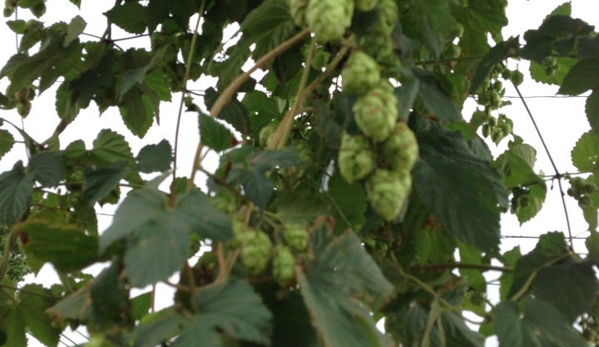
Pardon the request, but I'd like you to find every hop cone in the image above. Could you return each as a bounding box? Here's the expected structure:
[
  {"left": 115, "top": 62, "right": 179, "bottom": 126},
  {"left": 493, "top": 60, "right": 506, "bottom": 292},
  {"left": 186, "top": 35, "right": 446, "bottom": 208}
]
[
  {"left": 382, "top": 122, "right": 419, "bottom": 173},
  {"left": 273, "top": 246, "right": 297, "bottom": 285},
  {"left": 288, "top": 0, "right": 310, "bottom": 27},
  {"left": 367, "top": 169, "right": 411, "bottom": 220},
  {"left": 353, "top": 82, "right": 397, "bottom": 142},
  {"left": 338, "top": 132, "right": 376, "bottom": 183},
  {"left": 355, "top": 0, "right": 378, "bottom": 11},
  {"left": 306, "top": 0, "right": 354, "bottom": 42},
  {"left": 341, "top": 51, "right": 381, "bottom": 94},
  {"left": 238, "top": 230, "right": 273, "bottom": 274},
  {"left": 282, "top": 223, "right": 309, "bottom": 252}
]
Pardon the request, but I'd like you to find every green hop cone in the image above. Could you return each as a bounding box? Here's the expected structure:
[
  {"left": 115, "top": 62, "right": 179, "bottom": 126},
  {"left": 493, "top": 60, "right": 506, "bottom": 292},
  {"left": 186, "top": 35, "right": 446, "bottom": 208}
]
[
  {"left": 353, "top": 82, "right": 397, "bottom": 142},
  {"left": 377, "top": 0, "right": 398, "bottom": 28},
  {"left": 273, "top": 246, "right": 297, "bottom": 285},
  {"left": 382, "top": 122, "right": 418, "bottom": 173},
  {"left": 287, "top": 0, "right": 310, "bottom": 27},
  {"left": 282, "top": 223, "right": 309, "bottom": 252},
  {"left": 210, "top": 190, "right": 238, "bottom": 215},
  {"left": 239, "top": 230, "right": 274, "bottom": 275},
  {"left": 338, "top": 132, "right": 376, "bottom": 183},
  {"left": 367, "top": 169, "right": 411, "bottom": 220},
  {"left": 358, "top": 21, "right": 393, "bottom": 61},
  {"left": 341, "top": 51, "right": 381, "bottom": 94},
  {"left": 259, "top": 123, "right": 277, "bottom": 148},
  {"left": 355, "top": 0, "right": 378, "bottom": 12},
  {"left": 306, "top": 0, "right": 354, "bottom": 42}
]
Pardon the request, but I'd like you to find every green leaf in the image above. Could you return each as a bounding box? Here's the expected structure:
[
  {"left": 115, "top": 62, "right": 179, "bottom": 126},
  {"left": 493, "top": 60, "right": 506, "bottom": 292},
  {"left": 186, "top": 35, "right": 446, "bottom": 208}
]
[
  {"left": 131, "top": 292, "right": 152, "bottom": 321},
  {"left": 119, "top": 89, "right": 155, "bottom": 138},
  {"left": 124, "top": 218, "right": 189, "bottom": 287},
  {"left": 6, "top": 20, "right": 27, "bottom": 34},
  {"left": 136, "top": 139, "right": 172, "bottom": 173},
  {"left": 326, "top": 172, "right": 367, "bottom": 231},
  {"left": 0, "top": 162, "right": 34, "bottom": 226},
  {"left": 415, "top": 69, "right": 462, "bottom": 122},
  {"left": 507, "top": 232, "right": 569, "bottom": 299},
  {"left": 412, "top": 122, "right": 508, "bottom": 252},
  {"left": 571, "top": 131, "right": 599, "bottom": 171},
  {"left": 90, "top": 261, "right": 132, "bottom": 328},
  {"left": 0, "top": 129, "right": 15, "bottom": 160},
  {"left": 2, "top": 307, "right": 26, "bottom": 347},
  {"left": 240, "top": 0, "right": 296, "bottom": 59},
  {"left": 453, "top": 0, "right": 508, "bottom": 58},
  {"left": 91, "top": 129, "right": 134, "bottom": 165},
  {"left": 64, "top": 15, "right": 86, "bottom": 47},
  {"left": 402, "top": 0, "right": 453, "bottom": 59},
  {"left": 272, "top": 291, "right": 322, "bottom": 347},
  {"left": 132, "top": 309, "right": 186, "bottom": 347},
  {"left": 529, "top": 57, "right": 576, "bottom": 86},
  {"left": 532, "top": 259, "right": 597, "bottom": 323},
  {"left": 104, "top": 2, "right": 148, "bottom": 34},
  {"left": 176, "top": 278, "right": 273, "bottom": 346},
  {"left": 199, "top": 113, "right": 234, "bottom": 152},
  {"left": 28, "top": 152, "right": 63, "bottom": 188},
  {"left": 558, "top": 58, "right": 599, "bottom": 95},
  {"left": 469, "top": 38, "right": 518, "bottom": 94},
  {"left": 299, "top": 227, "right": 393, "bottom": 347},
  {"left": 586, "top": 90, "right": 599, "bottom": 133},
  {"left": 82, "top": 161, "right": 128, "bottom": 205},
  {"left": 147, "top": 0, "right": 170, "bottom": 32},
  {"left": 235, "top": 168, "right": 275, "bottom": 210},
  {"left": 18, "top": 221, "right": 98, "bottom": 273},
  {"left": 17, "top": 284, "right": 60, "bottom": 347},
  {"left": 273, "top": 190, "right": 331, "bottom": 225},
  {"left": 204, "top": 88, "right": 251, "bottom": 135},
  {"left": 494, "top": 298, "right": 586, "bottom": 347},
  {"left": 101, "top": 187, "right": 231, "bottom": 287},
  {"left": 499, "top": 246, "right": 521, "bottom": 300}
]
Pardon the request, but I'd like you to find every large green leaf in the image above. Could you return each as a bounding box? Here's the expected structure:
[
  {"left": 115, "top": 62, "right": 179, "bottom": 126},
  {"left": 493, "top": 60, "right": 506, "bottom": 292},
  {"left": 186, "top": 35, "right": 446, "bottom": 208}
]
[
  {"left": 326, "top": 172, "right": 367, "bottom": 232},
  {"left": 82, "top": 161, "right": 128, "bottom": 205},
  {"left": 532, "top": 259, "right": 597, "bottom": 323},
  {"left": 177, "top": 278, "right": 273, "bottom": 346},
  {"left": 415, "top": 69, "right": 462, "bottom": 123},
  {"left": 135, "top": 139, "right": 173, "bottom": 173},
  {"left": 571, "top": 131, "right": 599, "bottom": 171},
  {"left": 0, "top": 162, "right": 34, "bottom": 226},
  {"left": 17, "top": 284, "right": 60, "bottom": 347},
  {"left": 91, "top": 129, "right": 134, "bottom": 165},
  {"left": 104, "top": 2, "right": 148, "bottom": 34},
  {"left": 495, "top": 141, "right": 547, "bottom": 223},
  {"left": 558, "top": 58, "right": 599, "bottom": 95},
  {"left": 507, "top": 232, "right": 569, "bottom": 299},
  {"left": 18, "top": 221, "right": 98, "bottom": 273},
  {"left": 28, "top": 152, "right": 63, "bottom": 188},
  {"left": 412, "top": 122, "right": 508, "bottom": 252},
  {"left": 494, "top": 298, "right": 586, "bottom": 347},
  {"left": 272, "top": 291, "right": 322, "bottom": 347},
  {"left": 402, "top": 0, "right": 453, "bottom": 59},
  {"left": 298, "top": 227, "right": 393, "bottom": 347},
  {"left": 101, "top": 187, "right": 232, "bottom": 287}
]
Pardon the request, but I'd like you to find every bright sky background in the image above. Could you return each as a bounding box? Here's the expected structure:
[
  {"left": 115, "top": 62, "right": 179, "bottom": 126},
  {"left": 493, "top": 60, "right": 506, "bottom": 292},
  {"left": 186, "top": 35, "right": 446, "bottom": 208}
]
[{"left": 1, "top": 1, "right": 598, "bottom": 346}]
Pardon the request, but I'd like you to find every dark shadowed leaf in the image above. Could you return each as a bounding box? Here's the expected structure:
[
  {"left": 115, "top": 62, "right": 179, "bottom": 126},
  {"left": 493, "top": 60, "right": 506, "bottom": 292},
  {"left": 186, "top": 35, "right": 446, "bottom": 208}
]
[
  {"left": 0, "top": 162, "right": 34, "bottom": 225},
  {"left": 494, "top": 298, "right": 586, "bottom": 347},
  {"left": 412, "top": 123, "right": 508, "bottom": 252},
  {"left": 28, "top": 152, "right": 63, "bottom": 187},
  {"left": 104, "top": 2, "right": 148, "bottom": 34},
  {"left": 18, "top": 221, "right": 98, "bottom": 273},
  {"left": 0, "top": 129, "right": 15, "bottom": 160},
  {"left": 136, "top": 139, "right": 172, "bottom": 173},
  {"left": 82, "top": 161, "right": 128, "bottom": 206},
  {"left": 199, "top": 113, "right": 234, "bottom": 152}
]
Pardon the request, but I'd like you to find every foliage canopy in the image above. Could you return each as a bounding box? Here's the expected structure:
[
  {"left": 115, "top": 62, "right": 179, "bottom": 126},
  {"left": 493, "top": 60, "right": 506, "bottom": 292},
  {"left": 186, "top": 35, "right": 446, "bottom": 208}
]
[{"left": 1, "top": 0, "right": 599, "bottom": 346}]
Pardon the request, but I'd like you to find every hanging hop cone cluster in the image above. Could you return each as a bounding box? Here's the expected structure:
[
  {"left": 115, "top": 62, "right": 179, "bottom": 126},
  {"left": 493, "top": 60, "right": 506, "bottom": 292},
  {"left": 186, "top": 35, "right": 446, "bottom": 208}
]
[{"left": 305, "top": 0, "right": 354, "bottom": 42}]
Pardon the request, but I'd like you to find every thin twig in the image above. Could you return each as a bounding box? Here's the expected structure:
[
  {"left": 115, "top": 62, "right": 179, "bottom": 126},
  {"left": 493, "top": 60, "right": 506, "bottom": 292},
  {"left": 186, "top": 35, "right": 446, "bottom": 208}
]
[{"left": 513, "top": 84, "right": 573, "bottom": 247}]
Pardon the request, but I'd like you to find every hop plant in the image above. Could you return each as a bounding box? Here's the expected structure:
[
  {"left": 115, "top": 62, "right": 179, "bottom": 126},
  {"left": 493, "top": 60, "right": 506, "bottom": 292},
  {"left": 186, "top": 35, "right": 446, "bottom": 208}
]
[
  {"left": 282, "top": 223, "right": 309, "bottom": 252},
  {"left": 353, "top": 82, "right": 398, "bottom": 142},
  {"left": 338, "top": 132, "right": 376, "bottom": 183},
  {"left": 238, "top": 230, "right": 274, "bottom": 275},
  {"left": 367, "top": 169, "right": 411, "bottom": 220},
  {"left": 273, "top": 246, "right": 297, "bottom": 285},
  {"left": 210, "top": 190, "right": 238, "bottom": 215},
  {"left": 306, "top": 0, "right": 354, "bottom": 42},
  {"left": 358, "top": 21, "right": 394, "bottom": 61},
  {"left": 382, "top": 122, "right": 418, "bottom": 173},
  {"left": 287, "top": 0, "right": 310, "bottom": 27},
  {"left": 341, "top": 51, "right": 381, "bottom": 94},
  {"left": 355, "top": 0, "right": 378, "bottom": 12},
  {"left": 259, "top": 123, "right": 277, "bottom": 148},
  {"left": 377, "top": 0, "right": 398, "bottom": 28}
]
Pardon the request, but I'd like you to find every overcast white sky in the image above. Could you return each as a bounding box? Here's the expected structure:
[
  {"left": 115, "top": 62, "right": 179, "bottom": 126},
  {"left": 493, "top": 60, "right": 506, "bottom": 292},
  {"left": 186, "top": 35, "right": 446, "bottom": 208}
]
[{"left": 1, "top": 1, "right": 598, "bottom": 346}]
